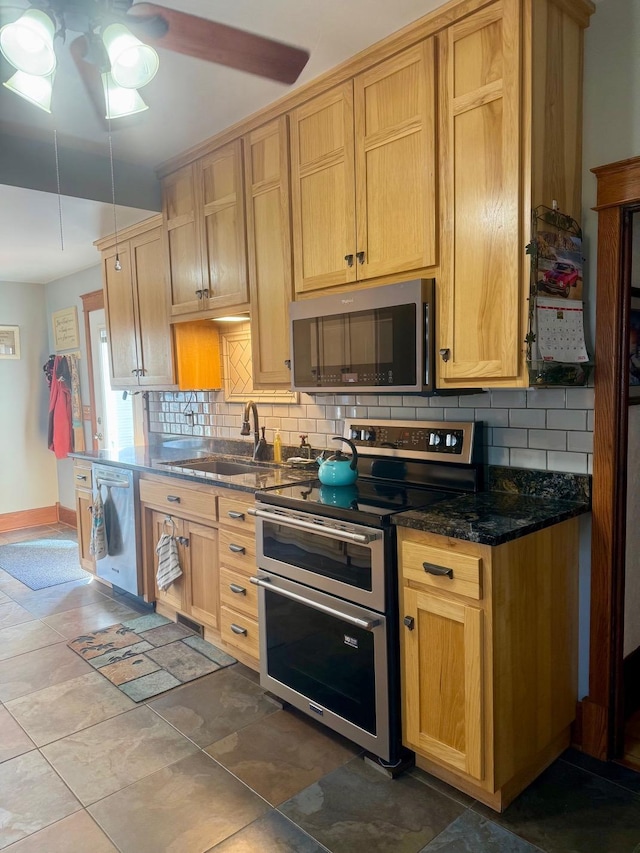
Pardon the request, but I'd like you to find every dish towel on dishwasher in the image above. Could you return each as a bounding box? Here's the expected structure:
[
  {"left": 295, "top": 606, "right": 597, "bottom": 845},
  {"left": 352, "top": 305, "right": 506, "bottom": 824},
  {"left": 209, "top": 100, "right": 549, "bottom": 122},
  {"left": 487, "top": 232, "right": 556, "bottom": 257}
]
[
  {"left": 156, "top": 532, "right": 182, "bottom": 590},
  {"left": 89, "top": 486, "right": 107, "bottom": 561}
]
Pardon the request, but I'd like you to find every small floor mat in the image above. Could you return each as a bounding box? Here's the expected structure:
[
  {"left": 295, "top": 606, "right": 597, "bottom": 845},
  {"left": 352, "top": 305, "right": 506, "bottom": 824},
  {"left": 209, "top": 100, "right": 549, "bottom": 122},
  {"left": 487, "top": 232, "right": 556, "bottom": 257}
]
[
  {"left": 0, "top": 538, "right": 89, "bottom": 589},
  {"left": 67, "top": 613, "right": 237, "bottom": 702}
]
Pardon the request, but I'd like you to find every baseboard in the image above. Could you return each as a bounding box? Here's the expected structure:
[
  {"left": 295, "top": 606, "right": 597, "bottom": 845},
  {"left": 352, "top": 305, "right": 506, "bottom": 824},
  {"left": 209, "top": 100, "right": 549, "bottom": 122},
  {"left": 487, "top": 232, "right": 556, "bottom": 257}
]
[
  {"left": 57, "top": 504, "right": 77, "bottom": 527},
  {"left": 0, "top": 506, "right": 58, "bottom": 533},
  {"left": 624, "top": 646, "right": 640, "bottom": 718}
]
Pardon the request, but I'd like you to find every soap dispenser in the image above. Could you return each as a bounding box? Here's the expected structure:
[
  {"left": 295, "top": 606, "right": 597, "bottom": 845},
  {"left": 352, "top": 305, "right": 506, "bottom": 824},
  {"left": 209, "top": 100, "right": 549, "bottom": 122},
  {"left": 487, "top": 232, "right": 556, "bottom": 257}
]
[{"left": 273, "top": 429, "right": 282, "bottom": 463}]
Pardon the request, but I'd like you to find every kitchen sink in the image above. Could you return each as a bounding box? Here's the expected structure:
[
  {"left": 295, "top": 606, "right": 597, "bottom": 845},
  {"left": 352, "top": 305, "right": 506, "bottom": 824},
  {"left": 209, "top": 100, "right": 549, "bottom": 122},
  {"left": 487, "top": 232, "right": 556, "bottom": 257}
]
[{"left": 163, "top": 458, "right": 267, "bottom": 477}]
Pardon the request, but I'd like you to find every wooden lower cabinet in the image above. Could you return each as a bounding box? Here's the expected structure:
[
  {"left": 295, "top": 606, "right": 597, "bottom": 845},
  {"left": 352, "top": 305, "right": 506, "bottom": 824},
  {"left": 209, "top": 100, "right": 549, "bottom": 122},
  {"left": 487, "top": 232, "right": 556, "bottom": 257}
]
[
  {"left": 73, "top": 461, "right": 95, "bottom": 575},
  {"left": 398, "top": 520, "right": 579, "bottom": 811}
]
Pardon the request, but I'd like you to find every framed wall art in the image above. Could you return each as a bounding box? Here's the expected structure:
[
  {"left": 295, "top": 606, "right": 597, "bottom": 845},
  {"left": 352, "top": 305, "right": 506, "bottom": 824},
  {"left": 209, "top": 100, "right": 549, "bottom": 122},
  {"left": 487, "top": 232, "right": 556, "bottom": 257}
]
[
  {"left": 0, "top": 325, "right": 20, "bottom": 359},
  {"left": 52, "top": 306, "right": 80, "bottom": 351}
]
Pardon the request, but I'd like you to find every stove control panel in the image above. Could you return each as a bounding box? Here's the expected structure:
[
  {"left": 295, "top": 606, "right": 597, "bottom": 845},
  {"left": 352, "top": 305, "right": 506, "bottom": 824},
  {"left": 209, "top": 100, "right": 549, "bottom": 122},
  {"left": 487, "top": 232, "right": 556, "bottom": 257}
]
[{"left": 345, "top": 420, "right": 477, "bottom": 464}]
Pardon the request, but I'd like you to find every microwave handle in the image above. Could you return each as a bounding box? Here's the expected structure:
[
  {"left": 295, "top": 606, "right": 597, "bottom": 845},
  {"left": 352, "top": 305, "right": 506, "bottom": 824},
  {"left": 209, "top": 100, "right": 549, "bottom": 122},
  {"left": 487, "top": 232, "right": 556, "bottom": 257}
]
[
  {"left": 250, "top": 576, "right": 379, "bottom": 631},
  {"left": 250, "top": 507, "right": 380, "bottom": 545}
]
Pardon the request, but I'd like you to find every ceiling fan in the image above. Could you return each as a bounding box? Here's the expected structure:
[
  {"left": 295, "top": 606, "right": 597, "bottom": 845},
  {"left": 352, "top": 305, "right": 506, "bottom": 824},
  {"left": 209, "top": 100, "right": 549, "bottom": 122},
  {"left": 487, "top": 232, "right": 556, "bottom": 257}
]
[{"left": 0, "top": 0, "right": 310, "bottom": 119}]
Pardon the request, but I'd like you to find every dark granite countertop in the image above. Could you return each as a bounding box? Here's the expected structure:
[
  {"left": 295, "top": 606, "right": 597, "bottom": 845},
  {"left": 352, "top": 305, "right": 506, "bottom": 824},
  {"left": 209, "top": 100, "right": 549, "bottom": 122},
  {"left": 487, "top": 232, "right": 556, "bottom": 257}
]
[
  {"left": 69, "top": 441, "right": 315, "bottom": 494},
  {"left": 393, "top": 466, "right": 591, "bottom": 546}
]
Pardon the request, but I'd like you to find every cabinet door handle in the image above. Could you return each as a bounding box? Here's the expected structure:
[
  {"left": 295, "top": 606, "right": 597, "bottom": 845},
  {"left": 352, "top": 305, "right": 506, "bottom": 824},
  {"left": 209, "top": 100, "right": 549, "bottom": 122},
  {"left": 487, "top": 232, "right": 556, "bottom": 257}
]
[
  {"left": 76, "top": 474, "right": 87, "bottom": 481},
  {"left": 423, "top": 562, "right": 454, "bottom": 579},
  {"left": 195, "top": 289, "right": 203, "bottom": 299},
  {"left": 228, "top": 543, "right": 246, "bottom": 554},
  {"left": 230, "top": 623, "right": 247, "bottom": 636},
  {"left": 131, "top": 368, "right": 138, "bottom": 375},
  {"left": 227, "top": 511, "right": 245, "bottom": 520},
  {"left": 166, "top": 495, "right": 181, "bottom": 503},
  {"left": 229, "top": 583, "right": 247, "bottom": 595},
  {"left": 439, "top": 348, "right": 451, "bottom": 363},
  {"left": 344, "top": 253, "right": 354, "bottom": 267},
  {"left": 177, "top": 536, "right": 189, "bottom": 547},
  {"left": 202, "top": 288, "right": 210, "bottom": 298},
  {"left": 356, "top": 251, "right": 365, "bottom": 264},
  {"left": 403, "top": 615, "right": 415, "bottom": 630}
]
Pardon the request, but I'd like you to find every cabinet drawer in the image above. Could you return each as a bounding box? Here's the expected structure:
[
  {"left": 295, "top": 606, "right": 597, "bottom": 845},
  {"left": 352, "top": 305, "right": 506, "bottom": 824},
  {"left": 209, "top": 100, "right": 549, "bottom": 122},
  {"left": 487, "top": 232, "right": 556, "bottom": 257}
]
[
  {"left": 139, "top": 478, "right": 217, "bottom": 523},
  {"left": 218, "top": 528, "right": 256, "bottom": 574},
  {"left": 218, "top": 495, "right": 255, "bottom": 533},
  {"left": 220, "top": 567, "right": 258, "bottom": 619},
  {"left": 221, "top": 606, "right": 259, "bottom": 660},
  {"left": 401, "top": 540, "right": 482, "bottom": 600},
  {"left": 73, "top": 463, "right": 93, "bottom": 490}
]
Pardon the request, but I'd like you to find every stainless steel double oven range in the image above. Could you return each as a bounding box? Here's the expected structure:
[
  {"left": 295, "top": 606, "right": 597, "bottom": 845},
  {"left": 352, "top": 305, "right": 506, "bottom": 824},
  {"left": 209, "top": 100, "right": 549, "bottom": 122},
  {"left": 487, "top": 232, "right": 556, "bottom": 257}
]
[{"left": 250, "top": 419, "right": 481, "bottom": 767}]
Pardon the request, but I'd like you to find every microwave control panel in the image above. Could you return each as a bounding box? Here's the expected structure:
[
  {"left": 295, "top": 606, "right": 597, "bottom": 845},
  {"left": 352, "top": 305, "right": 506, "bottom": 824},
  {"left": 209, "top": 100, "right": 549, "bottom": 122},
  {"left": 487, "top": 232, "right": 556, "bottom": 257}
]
[{"left": 345, "top": 420, "right": 477, "bottom": 465}]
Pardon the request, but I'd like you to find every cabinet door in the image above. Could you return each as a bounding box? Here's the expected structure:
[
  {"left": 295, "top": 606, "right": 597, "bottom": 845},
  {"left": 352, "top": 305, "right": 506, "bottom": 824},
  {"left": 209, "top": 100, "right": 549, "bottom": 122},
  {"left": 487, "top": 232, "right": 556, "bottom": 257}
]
[
  {"left": 186, "top": 520, "right": 219, "bottom": 630},
  {"left": 403, "top": 587, "right": 484, "bottom": 781},
  {"left": 438, "top": 0, "right": 523, "bottom": 386},
  {"left": 244, "top": 117, "right": 293, "bottom": 388},
  {"left": 290, "top": 83, "right": 357, "bottom": 293},
  {"left": 75, "top": 488, "right": 95, "bottom": 575},
  {"left": 150, "top": 511, "right": 187, "bottom": 612},
  {"left": 198, "top": 140, "right": 249, "bottom": 311},
  {"left": 102, "top": 244, "right": 140, "bottom": 388},
  {"left": 354, "top": 40, "right": 436, "bottom": 279},
  {"left": 130, "top": 227, "right": 175, "bottom": 387},
  {"left": 163, "top": 164, "right": 204, "bottom": 317}
]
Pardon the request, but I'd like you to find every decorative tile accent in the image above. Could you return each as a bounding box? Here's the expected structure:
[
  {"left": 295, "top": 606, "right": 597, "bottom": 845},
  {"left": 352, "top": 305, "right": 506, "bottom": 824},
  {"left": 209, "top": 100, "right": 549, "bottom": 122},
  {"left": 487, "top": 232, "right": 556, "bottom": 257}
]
[{"left": 221, "top": 325, "right": 296, "bottom": 404}]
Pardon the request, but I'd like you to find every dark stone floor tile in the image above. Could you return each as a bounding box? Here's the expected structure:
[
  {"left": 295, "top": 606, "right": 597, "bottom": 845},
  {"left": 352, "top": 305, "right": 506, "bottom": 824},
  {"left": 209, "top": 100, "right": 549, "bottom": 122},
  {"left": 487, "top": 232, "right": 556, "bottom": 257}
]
[
  {"left": 280, "top": 756, "right": 465, "bottom": 853},
  {"left": 231, "top": 662, "right": 261, "bottom": 684},
  {"left": 420, "top": 810, "right": 543, "bottom": 851},
  {"left": 149, "top": 667, "right": 280, "bottom": 746},
  {"left": 408, "top": 765, "right": 476, "bottom": 807},
  {"left": 208, "top": 811, "right": 327, "bottom": 852},
  {"left": 473, "top": 759, "right": 640, "bottom": 853},
  {"left": 561, "top": 747, "right": 640, "bottom": 794}
]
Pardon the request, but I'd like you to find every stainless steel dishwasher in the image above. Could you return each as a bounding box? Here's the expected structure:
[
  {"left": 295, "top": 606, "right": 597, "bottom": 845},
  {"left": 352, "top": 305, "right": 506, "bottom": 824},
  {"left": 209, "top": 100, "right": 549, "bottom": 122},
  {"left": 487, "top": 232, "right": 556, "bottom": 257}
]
[{"left": 92, "top": 464, "right": 142, "bottom": 596}]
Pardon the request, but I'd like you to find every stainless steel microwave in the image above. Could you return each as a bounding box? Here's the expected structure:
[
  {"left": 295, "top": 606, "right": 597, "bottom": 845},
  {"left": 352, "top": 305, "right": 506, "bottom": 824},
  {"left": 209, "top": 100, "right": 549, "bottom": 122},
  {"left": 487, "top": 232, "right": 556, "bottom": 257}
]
[{"left": 289, "top": 279, "right": 435, "bottom": 393}]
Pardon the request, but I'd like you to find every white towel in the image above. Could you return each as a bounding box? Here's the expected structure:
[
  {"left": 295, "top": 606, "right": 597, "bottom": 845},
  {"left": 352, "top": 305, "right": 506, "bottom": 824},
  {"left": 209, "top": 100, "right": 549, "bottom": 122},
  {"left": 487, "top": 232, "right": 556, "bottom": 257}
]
[
  {"left": 89, "top": 487, "right": 107, "bottom": 560},
  {"left": 156, "top": 532, "right": 182, "bottom": 590}
]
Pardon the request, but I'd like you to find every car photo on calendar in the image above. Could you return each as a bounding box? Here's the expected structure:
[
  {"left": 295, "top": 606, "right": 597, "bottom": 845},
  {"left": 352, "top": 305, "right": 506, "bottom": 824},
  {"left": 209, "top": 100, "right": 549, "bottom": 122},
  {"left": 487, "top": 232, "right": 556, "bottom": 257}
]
[{"left": 535, "top": 231, "right": 584, "bottom": 300}]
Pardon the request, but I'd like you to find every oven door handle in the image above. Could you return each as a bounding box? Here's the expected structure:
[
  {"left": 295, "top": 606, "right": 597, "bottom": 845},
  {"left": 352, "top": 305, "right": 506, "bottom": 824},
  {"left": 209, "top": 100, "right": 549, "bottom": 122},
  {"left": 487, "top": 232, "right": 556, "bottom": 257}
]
[
  {"left": 250, "top": 576, "right": 380, "bottom": 631},
  {"left": 249, "top": 508, "right": 380, "bottom": 545}
]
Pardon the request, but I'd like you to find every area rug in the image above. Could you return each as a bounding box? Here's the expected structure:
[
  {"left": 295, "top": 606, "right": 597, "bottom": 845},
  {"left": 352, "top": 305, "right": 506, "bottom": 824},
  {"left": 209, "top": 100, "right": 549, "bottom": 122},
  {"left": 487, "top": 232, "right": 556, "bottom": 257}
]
[
  {"left": 0, "top": 538, "right": 89, "bottom": 590},
  {"left": 68, "top": 613, "right": 237, "bottom": 702}
]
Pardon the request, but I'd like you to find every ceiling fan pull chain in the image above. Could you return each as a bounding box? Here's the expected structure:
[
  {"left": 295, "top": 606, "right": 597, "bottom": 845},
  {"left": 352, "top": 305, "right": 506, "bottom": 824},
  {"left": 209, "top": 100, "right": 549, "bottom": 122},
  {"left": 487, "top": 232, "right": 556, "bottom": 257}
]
[
  {"left": 107, "top": 118, "right": 122, "bottom": 272},
  {"left": 53, "top": 129, "right": 64, "bottom": 252}
]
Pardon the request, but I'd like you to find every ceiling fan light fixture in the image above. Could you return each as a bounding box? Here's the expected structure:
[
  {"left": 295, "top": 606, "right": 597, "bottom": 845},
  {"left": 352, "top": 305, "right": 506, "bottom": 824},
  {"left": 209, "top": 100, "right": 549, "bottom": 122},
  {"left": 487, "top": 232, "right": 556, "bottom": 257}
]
[
  {"left": 101, "top": 71, "right": 148, "bottom": 119},
  {"left": 3, "top": 68, "right": 54, "bottom": 112},
  {"left": 0, "top": 9, "right": 56, "bottom": 77},
  {"left": 101, "top": 23, "right": 159, "bottom": 89}
]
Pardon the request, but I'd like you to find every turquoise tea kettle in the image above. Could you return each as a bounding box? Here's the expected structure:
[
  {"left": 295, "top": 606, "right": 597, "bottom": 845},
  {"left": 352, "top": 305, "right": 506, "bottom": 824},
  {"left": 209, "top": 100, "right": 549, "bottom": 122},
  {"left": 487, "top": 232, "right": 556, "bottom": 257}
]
[{"left": 316, "top": 437, "right": 359, "bottom": 486}]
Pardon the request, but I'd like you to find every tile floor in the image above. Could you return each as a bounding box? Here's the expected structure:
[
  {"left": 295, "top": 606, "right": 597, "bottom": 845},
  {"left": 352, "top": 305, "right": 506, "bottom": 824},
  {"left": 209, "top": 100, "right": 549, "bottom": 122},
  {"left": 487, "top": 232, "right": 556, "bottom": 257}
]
[{"left": 1, "top": 524, "right": 640, "bottom": 852}]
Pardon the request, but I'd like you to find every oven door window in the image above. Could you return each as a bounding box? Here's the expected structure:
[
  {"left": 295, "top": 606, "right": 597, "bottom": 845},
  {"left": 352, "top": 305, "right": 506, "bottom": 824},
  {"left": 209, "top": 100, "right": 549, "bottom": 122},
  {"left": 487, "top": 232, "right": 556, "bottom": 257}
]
[
  {"left": 265, "top": 586, "right": 376, "bottom": 735},
  {"left": 261, "top": 521, "right": 372, "bottom": 591}
]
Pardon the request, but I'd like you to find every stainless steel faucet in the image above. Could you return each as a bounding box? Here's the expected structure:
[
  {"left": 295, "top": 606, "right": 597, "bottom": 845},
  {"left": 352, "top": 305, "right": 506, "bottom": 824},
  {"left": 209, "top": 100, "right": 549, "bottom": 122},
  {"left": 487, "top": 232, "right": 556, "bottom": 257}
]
[{"left": 240, "top": 400, "right": 268, "bottom": 461}]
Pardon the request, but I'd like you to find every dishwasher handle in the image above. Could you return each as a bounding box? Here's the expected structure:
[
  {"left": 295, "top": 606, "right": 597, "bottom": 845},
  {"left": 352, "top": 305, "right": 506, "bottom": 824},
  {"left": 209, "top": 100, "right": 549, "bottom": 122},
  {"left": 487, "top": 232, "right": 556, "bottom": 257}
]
[{"left": 96, "top": 477, "right": 130, "bottom": 489}]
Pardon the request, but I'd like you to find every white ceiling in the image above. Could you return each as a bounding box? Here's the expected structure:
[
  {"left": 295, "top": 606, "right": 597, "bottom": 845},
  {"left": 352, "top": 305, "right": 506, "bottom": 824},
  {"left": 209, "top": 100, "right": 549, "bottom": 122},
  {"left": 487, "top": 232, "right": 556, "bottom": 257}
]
[{"left": 0, "top": 0, "right": 449, "bottom": 283}]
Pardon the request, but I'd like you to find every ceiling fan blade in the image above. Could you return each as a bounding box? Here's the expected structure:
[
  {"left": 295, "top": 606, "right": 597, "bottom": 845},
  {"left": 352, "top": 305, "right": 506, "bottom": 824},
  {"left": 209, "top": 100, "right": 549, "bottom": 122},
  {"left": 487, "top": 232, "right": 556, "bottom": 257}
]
[
  {"left": 70, "top": 35, "right": 109, "bottom": 131},
  {"left": 125, "top": 3, "right": 309, "bottom": 85}
]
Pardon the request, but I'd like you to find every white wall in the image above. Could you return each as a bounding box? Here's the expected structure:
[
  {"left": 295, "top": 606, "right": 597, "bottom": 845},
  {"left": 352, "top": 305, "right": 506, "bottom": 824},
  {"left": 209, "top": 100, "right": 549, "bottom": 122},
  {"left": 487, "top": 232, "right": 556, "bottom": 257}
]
[
  {"left": 0, "top": 282, "right": 58, "bottom": 514},
  {"left": 45, "top": 265, "right": 102, "bottom": 511}
]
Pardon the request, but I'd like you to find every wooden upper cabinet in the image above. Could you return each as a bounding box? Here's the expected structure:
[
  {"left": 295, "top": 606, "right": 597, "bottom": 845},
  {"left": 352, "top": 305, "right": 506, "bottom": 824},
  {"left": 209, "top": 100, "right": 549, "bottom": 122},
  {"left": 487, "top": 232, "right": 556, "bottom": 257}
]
[
  {"left": 290, "top": 83, "right": 356, "bottom": 293},
  {"left": 163, "top": 164, "right": 203, "bottom": 317},
  {"left": 244, "top": 117, "right": 294, "bottom": 388},
  {"left": 101, "top": 218, "right": 175, "bottom": 390},
  {"left": 354, "top": 40, "right": 436, "bottom": 280},
  {"left": 289, "top": 41, "right": 436, "bottom": 294},
  {"left": 197, "top": 139, "right": 249, "bottom": 312}
]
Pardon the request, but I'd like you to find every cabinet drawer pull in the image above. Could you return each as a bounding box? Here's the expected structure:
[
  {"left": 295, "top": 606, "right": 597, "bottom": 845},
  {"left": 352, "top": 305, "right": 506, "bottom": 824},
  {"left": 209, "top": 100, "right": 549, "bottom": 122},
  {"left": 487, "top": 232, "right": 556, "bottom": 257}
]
[
  {"left": 423, "top": 562, "right": 454, "bottom": 579},
  {"left": 166, "top": 495, "right": 181, "bottom": 503},
  {"left": 230, "top": 623, "right": 248, "bottom": 636},
  {"left": 76, "top": 474, "right": 87, "bottom": 481},
  {"left": 229, "top": 583, "right": 246, "bottom": 595},
  {"left": 227, "top": 511, "right": 245, "bottom": 520},
  {"left": 356, "top": 250, "right": 365, "bottom": 264},
  {"left": 344, "top": 253, "right": 354, "bottom": 267},
  {"left": 228, "top": 543, "right": 246, "bottom": 554}
]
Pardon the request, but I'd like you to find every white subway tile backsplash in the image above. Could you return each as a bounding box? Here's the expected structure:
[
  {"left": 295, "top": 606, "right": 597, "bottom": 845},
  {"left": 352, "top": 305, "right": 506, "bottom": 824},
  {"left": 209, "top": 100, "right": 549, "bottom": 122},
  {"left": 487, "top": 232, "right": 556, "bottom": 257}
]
[
  {"left": 390, "top": 407, "right": 418, "bottom": 419},
  {"left": 509, "top": 408, "right": 546, "bottom": 429},
  {"left": 568, "top": 431, "right": 594, "bottom": 453},
  {"left": 566, "top": 388, "right": 595, "bottom": 409},
  {"left": 493, "top": 428, "right": 528, "bottom": 448},
  {"left": 457, "top": 393, "right": 489, "bottom": 408},
  {"left": 367, "top": 406, "right": 391, "bottom": 418},
  {"left": 526, "top": 388, "right": 566, "bottom": 408},
  {"left": 547, "top": 451, "right": 588, "bottom": 474},
  {"left": 528, "top": 429, "right": 567, "bottom": 451},
  {"left": 444, "top": 408, "right": 474, "bottom": 422},
  {"left": 475, "top": 408, "right": 509, "bottom": 428},
  {"left": 546, "top": 410, "right": 587, "bottom": 431},
  {"left": 490, "top": 390, "right": 527, "bottom": 408},
  {"left": 510, "top": 448, "right": 547, "bottom": 469},
  {"left": 487, "top": 446, "right": 510, "bottom": 465}
]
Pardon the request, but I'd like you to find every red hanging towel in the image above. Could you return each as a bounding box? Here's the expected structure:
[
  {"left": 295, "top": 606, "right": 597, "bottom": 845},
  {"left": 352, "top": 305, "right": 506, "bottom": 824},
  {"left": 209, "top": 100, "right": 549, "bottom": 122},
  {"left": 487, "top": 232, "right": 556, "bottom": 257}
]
[{"left": 48, "top": 355, "right": 73, "bottom": 459}]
